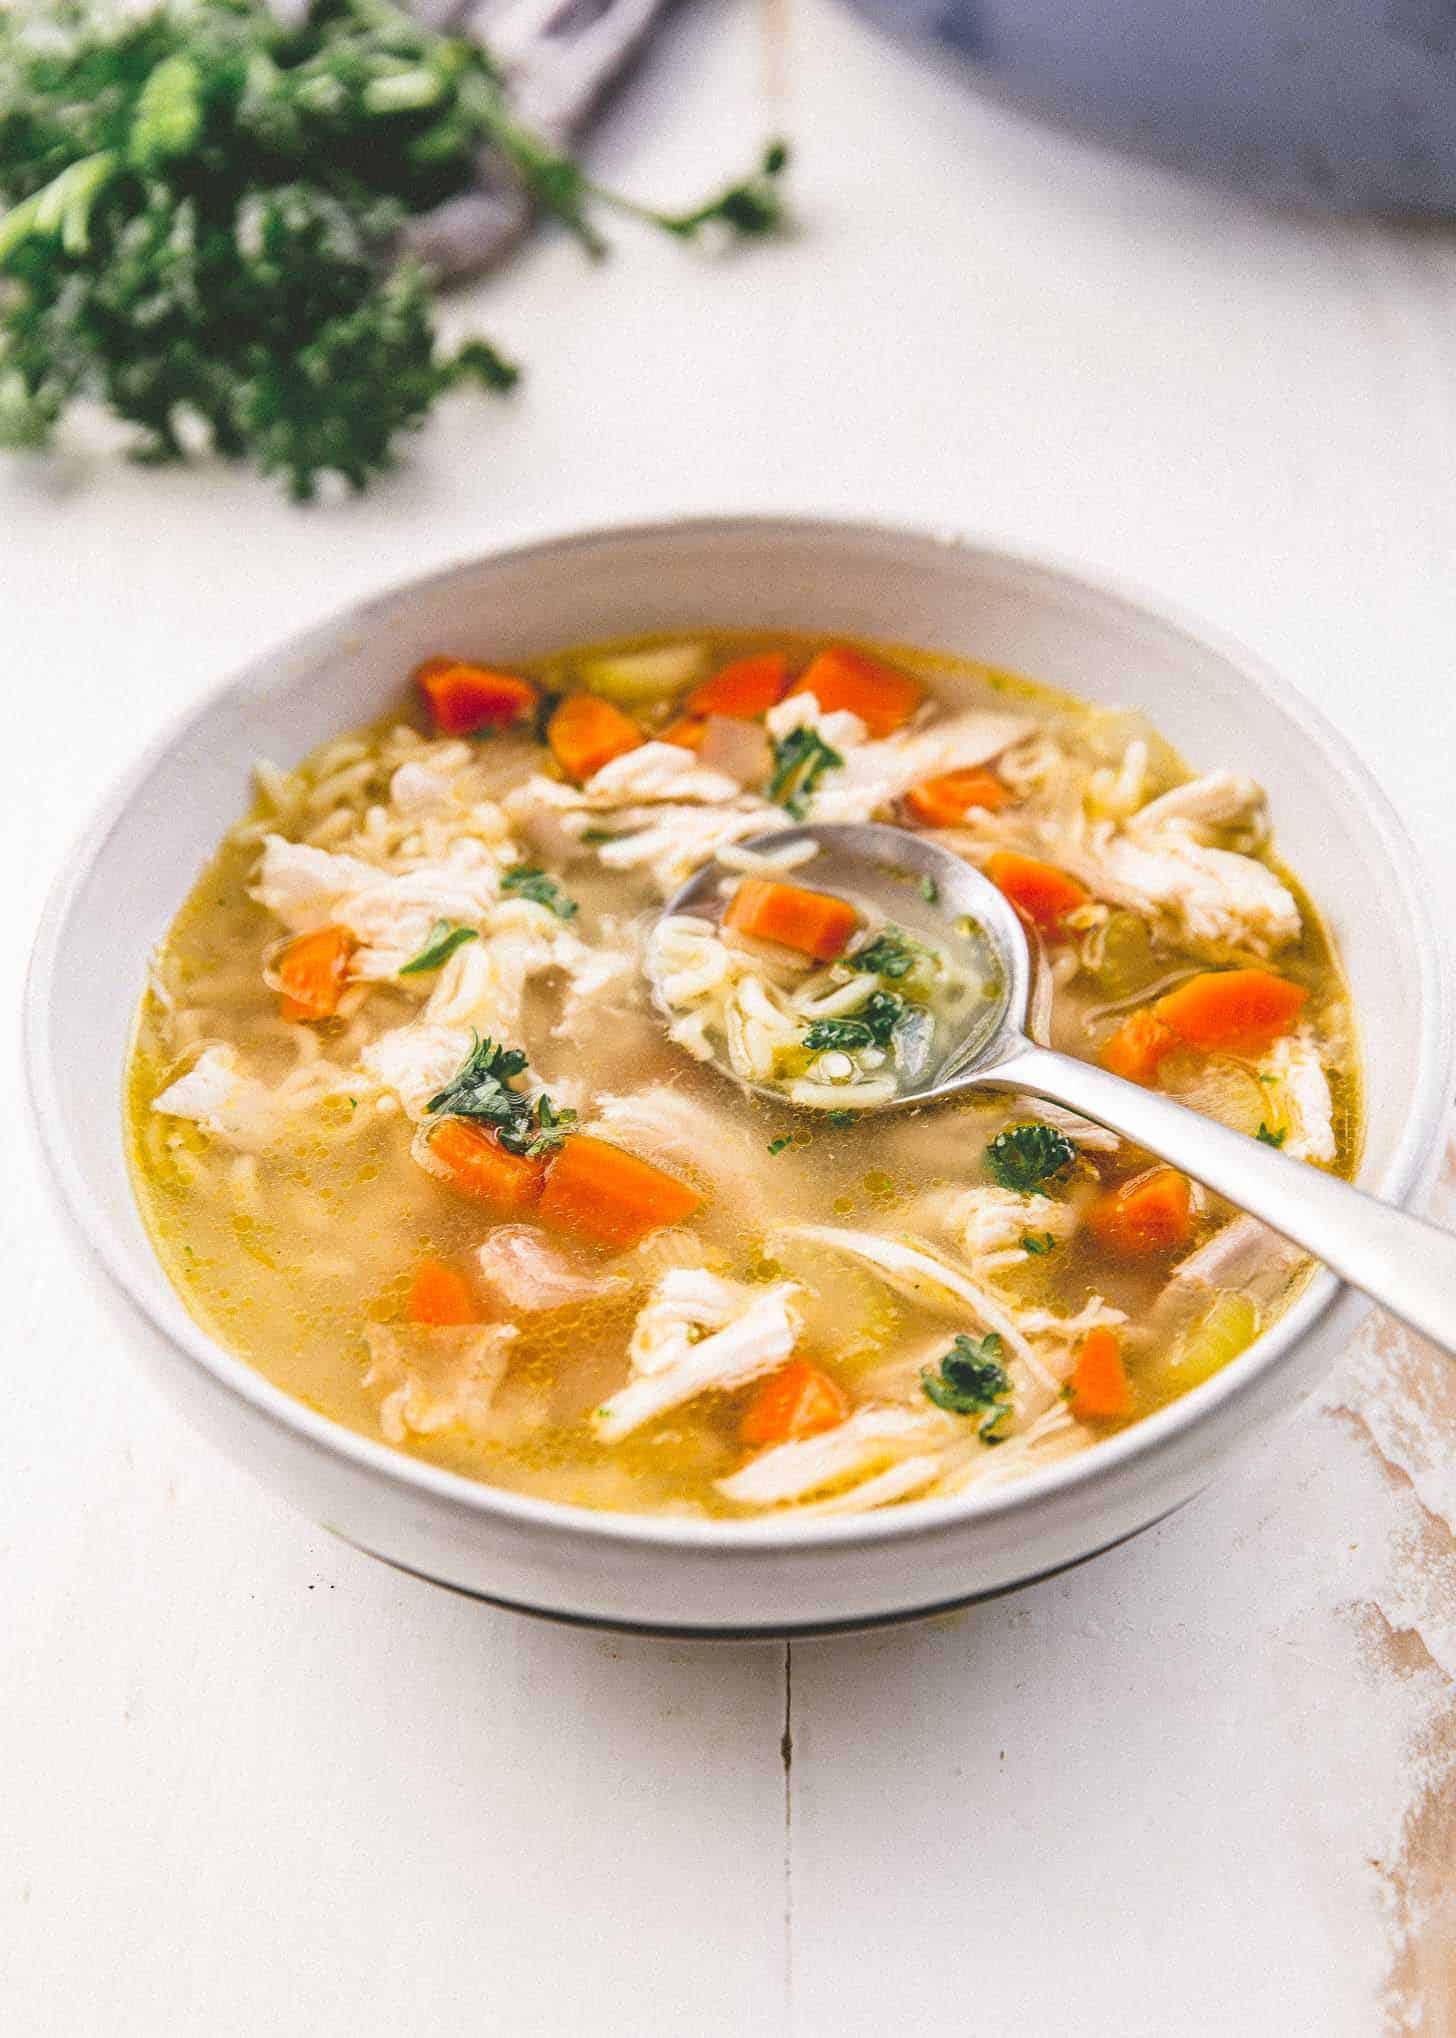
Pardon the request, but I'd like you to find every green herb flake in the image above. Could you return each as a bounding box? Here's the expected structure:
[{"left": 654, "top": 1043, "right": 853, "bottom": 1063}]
[
  {"left": 502, "top": 863, "right": 578, "bottom": 919},
  {"left": 846, "top": 928, "right": 926, "bottom": 981},
  {"left": 580, "top": 827, "right": 618, "bottom": 844},
  {"left": 921, "top": 1331, "right": 1013, "bottom": 1443},
  {"left": 1020, "top": 1231, "right": 1056, "bottom": 1255},
  {"left": 802, "top": 990, "right": 905, "bottom": 1054},
  {"left": 1256, "top": 1121, "right": 1286, "bottom": 1147},
  {"left": 825, "top": 1109, "right": 859, "bottom": 1128},
  {"left": 423, "top": 1032, "right": 573, "bottom": 1155},
  {"left": 919, "top": 875, "right": 939, "bottom": 904},
  {"left": 399, "top": 920, "right": 479, "bottom": 975},
  {"left": 767, "top": 1135, "right": 793, "bottom": 1155},
  {"left": 984, "top": 1122, "right": 1076, "bottom": 1193},
  {"left": 767, "top": 726, "right": 843, "bottom": 818}
]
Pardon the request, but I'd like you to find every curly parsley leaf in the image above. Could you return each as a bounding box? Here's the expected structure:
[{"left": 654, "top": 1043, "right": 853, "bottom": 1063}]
[
  {"left": 519, "top": 1091, "right": 578, "bottom": 1158},
  {"left": 424, "top": 1033, "right": 575, "bottom": 1154},
  {"left": 767, "top": 726, "right": 842, "bottom": 818},
  {"left": 399, "top": 920, "right": 478, "bottom": 974},
  {"left": 0, "top": 0, "right": 790, "bottom": 499},
  {"left": 846, "top": 928, "right": 926, "bottom": 981},
  {"left": 802, "top": 990, "right": 905, "bottom": 1054},
  {"left": 502, "top": 863, "right": 577, "bottom": 919},
  {"left": 984, "top": 1122, "right": 1076, "bottom": 1194},
  {"left": 921, "top": 1331, "right": 1012, "bottom": 1442},
  {"left": 425, "top": 1033, "right": 527, "bottom": 1123}
]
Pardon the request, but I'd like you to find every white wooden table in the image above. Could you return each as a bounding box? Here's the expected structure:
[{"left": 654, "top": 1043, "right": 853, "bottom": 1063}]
[{"left": 4, "top": 3, "right": 1456, "bottom": 2030}]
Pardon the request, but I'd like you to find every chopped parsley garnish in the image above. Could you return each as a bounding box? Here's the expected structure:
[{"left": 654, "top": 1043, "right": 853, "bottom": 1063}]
[
  {"left": 424, "top": 1033, "right": 575, "bottom": 1155},
  {"left": 520, "top": 1092, "right": 578, "bottom": 1158},
  {"left": 919, "top": 875, "right": 940, "bottom": 904},
  {"left": 921, "top": 1331, "right": 1013, "bottom": 1442},
  {"left": 984, "top": 1122, "right": 1076, "bottom": 1193},
  {"left": 767, "top": 727, "right": 843, "bottom": 818},
  {"left": 1256, "top": 1121, "right": 1286, "bottom": 1147},
  {"left": 767, "top": 1135, "right": 793, "bottom": 1155},
  {"left": 399, "top": 921, "right": 478, "bottom": 975},
  {"left": 1020, "top": 1231, "right": 1056, "bottom": 1255},
  {"left": 846, "top": 928, "right": 924, "bottom": 980},
  {"left": 502, "top": 864, "right": 577, "bottom": 920},
  {"left": 825, "top": 1109, "right": 859, "bottom": 1127},
  {"left": 580, "top": 827, "right": 618, "bottom": 844},
  {"left": 802, "top": 990, "right": 905, "bottom": 1053}
]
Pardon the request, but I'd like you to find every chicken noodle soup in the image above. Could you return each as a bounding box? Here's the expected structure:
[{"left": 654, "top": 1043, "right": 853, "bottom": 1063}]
[
  {"left": 650, "top": 886, "right": 1002, "bottom": 1109},
  {"left": 127, "top": 632, "right": 1358, "bottom": 1518}
]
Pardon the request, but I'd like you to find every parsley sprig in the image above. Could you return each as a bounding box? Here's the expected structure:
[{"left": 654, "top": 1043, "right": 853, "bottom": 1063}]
[
  {"left": 0, "top": 0, "right": 791, "bottom": 500},
  {"left": 984, "top": 1122, "right": 1076, "bottom": 1194},
  {"left": 767, "top": 727, "right": 842, "bottom": 818},
  {"left": 921, "top": 1331, "right": 1013, "bottom": 1442},
  {"left": 846, "top": 929, "right": 926, "bottom": 981},
  {"left": 802, "top": 990, "right": 905, "bottom": 1054},
  {"left": 424, "top": 1033, "right": 576, "bottom": 1155}
]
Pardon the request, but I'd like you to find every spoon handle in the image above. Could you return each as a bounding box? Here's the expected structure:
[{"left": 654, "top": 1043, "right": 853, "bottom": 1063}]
[{"left": 991, "top": 1041, "right": 1456, "bottom": 1357}]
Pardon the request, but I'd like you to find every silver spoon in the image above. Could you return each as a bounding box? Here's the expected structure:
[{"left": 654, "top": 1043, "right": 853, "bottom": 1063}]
[{"left": 660, "top": 820, "right": 1456, "bottom": 1356}]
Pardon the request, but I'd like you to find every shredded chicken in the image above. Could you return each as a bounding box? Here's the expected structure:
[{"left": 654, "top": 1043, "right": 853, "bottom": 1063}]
[
  {"left": 593, "top": 1270, "right": 801, "bottom": 1441},
  {"left": 771, "top": 1223, "right": 1054, "bottom": 1387},
  {"left": 927, "top": 1183, "right": 1081, "bottom": 1273},
  {"left": 1063, "top": 825, "right": 1300, "bottom": 959},
  {"left": 151, "top": 1045, "right": 358, "bottom": 1152},
  {"left": 1130, "top": 771, "right": 1268, "bottom": 842},
  {"left": 359, "top": 1022, "right": 472, "bottom": 1120},
  {"left": 1160, "top": 1216, "right": 1305, "bottom": 1312},
  {"left": 362, "top": 1322, "right": 518, "bottom": 1443},
  {"left": 1262, "top": 1031, "right": 1336, "bottom": 1164},
  {"left": 716, "top": 1406, "right": 952, "bottom": 1508},
  {"left": 586, "top": 1086, "right": 769, "bottom": 1200},
  {"left": 806, "top": 709, "right": 1034, "bottom": 824},
  {"left": 476, "top": 1227, "right": 626, "bottom": 1311}
]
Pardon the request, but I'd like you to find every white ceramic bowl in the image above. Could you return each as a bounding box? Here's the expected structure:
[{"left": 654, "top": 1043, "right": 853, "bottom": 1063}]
[{"left": 26, "top": 519, "right": 1452, "bottom": 1635}]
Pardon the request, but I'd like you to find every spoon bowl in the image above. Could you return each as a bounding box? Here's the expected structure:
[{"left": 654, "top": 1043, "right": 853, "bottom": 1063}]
[
  {"left": 659, "top": 821, "right": 1030, "bottom": 1106},
  {"left": 658, "top": 819, "right": 1456, "bottom": 1361}
]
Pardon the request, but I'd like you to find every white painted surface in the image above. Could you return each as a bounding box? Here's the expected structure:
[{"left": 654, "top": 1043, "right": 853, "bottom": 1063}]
[{"left": 3, "top": 0, "right": 1456, "bottom": 2030}]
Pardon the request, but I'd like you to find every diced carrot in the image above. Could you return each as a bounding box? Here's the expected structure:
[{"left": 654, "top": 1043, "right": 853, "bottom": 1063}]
[
  {"left": 786, "top": 645, "right": 924, "bottom": 738},
  {"left": 986, "top": 850, "right": 1090, "bottom": 940},
  {"left": 407, "top": 1256, "right": 478, "bottom": 1327},
  {"left": 547, "top": 693, "right": 644, "bottom": 782},
  {"left": 1100, "top": 1007, "right": 1180, "bottom": 1086},
  {"left": 658, "top": 715, "right": 707, "bottom": 751},
  {"left": 685, "top": 652, "right": 791, "bottom": 720},
  {"left": 422, "top": 1118, "right": 546, "bottom": 1213},
  {"left": 722, "top": 877, "right": 860, "bottom": 962},
  {"left": 1154, "top": 969, "right": 1308, "bottom": 1056},
  {"left": 740, "top": 1359, "right": 850, "bottom": 1448},
  {"left": 1086, "top": 1166, "right": 1195, "bottom": 1257},
  {"left": 1066, "top": 1327, "right": 1131, "bottom": 1421},
  {"left": 275, "top": 925, "right": 355, "bottom": 1022},
  {"left": 538, "top": 1134, "right": 703, "bottom": 1250},
  {"left": 904, "top": 769, "right": 1011, "bottom": 828},
  {"left": 416, "top": 657, "right": 537, "bottom": 736}
]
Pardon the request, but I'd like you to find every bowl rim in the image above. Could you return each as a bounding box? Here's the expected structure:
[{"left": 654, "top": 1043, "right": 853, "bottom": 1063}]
[{"left": 25, "top": 512, "right": 1453, "bottom": 1557}]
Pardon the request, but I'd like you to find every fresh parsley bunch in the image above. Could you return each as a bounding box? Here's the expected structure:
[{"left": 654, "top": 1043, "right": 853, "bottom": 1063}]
[{"left": 0, "top": 0, "right": 788, "bottom": 499}]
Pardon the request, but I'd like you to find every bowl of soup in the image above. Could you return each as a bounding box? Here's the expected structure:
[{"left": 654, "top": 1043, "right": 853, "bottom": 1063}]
[{"left": 25, "top": 520, "right": 1450, "bottom": 1633}]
